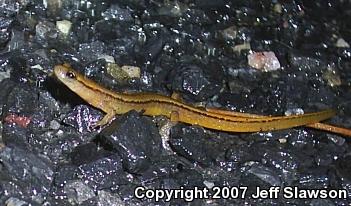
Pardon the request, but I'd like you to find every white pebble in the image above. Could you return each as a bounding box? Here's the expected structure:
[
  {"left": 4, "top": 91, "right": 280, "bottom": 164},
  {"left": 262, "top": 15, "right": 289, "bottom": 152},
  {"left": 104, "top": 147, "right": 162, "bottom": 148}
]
[
  {"left": 121, "top": 65, "right": 141, "bottom": 78},
  {"left": 56, "top": 20, "right": 72, "bottom": 36},
  {"left": 247, "top": 51, "right": 281, "bottom": 71},
  {"left": 336, "top": 38, "right": 350, "bottom": 48},
  {"left": 97, "top": 54, "right": 115, "bottom": 63}
]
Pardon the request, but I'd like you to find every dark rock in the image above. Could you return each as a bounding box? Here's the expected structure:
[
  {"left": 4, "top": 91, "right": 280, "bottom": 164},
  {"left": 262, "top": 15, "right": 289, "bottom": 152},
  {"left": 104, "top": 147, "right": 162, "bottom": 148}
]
[
  {"left": 182, "top": 9, "right": 212, "bottom": 25},
  {"left": 64, "top": 180, "right": 96, "bottom": 205},
  {"left": 245, "top": 163, "right": 281, "bottom": 186},
  {"left": 289, "top": 51, "right": 327, "bottom": 72},
  {"left": 0, "top": 0, "right": 29, "bottom": 16},
  {"left": 169, "top": 125, "right": 226, "bottom": 167},
  {"left": 314, "top": 141, "right": 347, "bottom": 167},
  {"left": 261, "top": 145, "right": 299, "bottom": 184},
  {"left": 63, "top": 105, "right": 102, "bottom": 133},
  {"left": 337, "top": 47, "right": 351, "bottom": 60},
  {"left": 139, "top": 155, "right": 180, "bottom": 184},
  {"left": 70, "top": 142, "right": 106, "bottom": 165},
  {"left": 171, "top": 168, "right": 205, "bottom": 189},
  {"left": 77, "top": 154, "right": 129, "bottom": 191},
  {"left": 71, "top": 19, "right": 94, "bottom": 43},
  {"left": 0, "top": 146, "right": 53, "bottom": 203},
  {"left": 140, "top": 30, "right": 166, "bottom": 63},
  {"left": 287, "top": 130, "right": 313, "bottom": 149},
  {"left": 167, "top": 63, "right": 222, "bottom": 101},
  {"left": 225, "top": 142, "right": 258, "bottom": 170},
  {"left": 95, "top": 19, "right": 138, "bottom": 43},
  {"left": 1, "top": 84, "right": 38, "bottom": 146},
  {"left": 78, "top": 41, "right": 106, "bottom": 61},
  {"left": 99, "top": 110, "right": 162, "bottom": 174},
  {"left": 0, "top": 78, "right": 16, "bottom": 109},
  {"left": 195, "top": 0, "right": 227, "bottom": 9},
  {"left": 35, "top": 21, "right": 58, "bottom": 47},
  {"left": 102, "top": 4, "right": 133, "bottom": 22},
  {"left": 297, "top": 167, "right": 331, "bottom": 188},
  {"left": 0, "top": 16, "right": 12, "bottom": 48},
  {"left": 6, "top": 29, "right": 26, "bottom": 51},
  {"left": 53, "top": 164, "right": 78, "bottom": 188},
  {"left": 335, "top": 156, "right": 351, "bottom": 197}
]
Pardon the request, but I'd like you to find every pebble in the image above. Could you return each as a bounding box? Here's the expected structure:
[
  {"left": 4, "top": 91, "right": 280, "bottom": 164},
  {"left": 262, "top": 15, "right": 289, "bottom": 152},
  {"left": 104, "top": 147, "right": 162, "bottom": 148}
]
[
  {"left": 247, "top": 51, "right": 281, "bottom": 71},
  {"left": 56, "top": 20, "right": 72, "bottom": 36}
]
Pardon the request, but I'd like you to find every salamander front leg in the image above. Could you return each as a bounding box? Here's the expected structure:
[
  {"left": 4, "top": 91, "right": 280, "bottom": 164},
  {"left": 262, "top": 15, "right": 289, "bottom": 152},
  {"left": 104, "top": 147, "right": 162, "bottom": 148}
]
[{"left": 94, "top": 110, "right": 116, "bottom": 128}]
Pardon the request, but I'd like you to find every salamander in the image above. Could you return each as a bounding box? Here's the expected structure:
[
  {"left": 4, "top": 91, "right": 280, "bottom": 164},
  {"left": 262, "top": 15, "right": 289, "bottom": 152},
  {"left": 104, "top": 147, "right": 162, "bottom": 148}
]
[{"left": 53, "top": 64, "right": 351, "bottom": 135}]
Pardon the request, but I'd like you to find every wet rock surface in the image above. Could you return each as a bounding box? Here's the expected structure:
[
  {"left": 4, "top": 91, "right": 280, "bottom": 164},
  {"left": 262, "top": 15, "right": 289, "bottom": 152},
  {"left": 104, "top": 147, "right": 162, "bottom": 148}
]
[{"left": 0, "top": 0, "right": 350, "bottom": 205}]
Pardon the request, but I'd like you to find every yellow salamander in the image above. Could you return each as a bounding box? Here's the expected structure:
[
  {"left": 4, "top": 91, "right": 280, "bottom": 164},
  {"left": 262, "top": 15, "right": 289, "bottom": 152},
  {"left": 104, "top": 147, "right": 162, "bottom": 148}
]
[{"left": 54, "top": 64, "right": 348, "bottom": 134}]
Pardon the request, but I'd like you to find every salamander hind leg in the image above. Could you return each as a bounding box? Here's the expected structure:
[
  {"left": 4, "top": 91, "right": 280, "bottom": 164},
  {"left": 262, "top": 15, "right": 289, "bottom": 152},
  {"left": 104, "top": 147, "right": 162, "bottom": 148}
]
[
  {"left": 171, "top": 92, "right": 183, "bottom": 101},
  {"left": 170, "top": 111, "right": 180, "bottom": 122}
]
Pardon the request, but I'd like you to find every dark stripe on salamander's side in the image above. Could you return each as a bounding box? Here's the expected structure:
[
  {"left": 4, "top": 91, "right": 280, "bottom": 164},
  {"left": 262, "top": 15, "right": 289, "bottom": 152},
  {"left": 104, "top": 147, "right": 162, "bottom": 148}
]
[{"left": 75, "top": 77, "right": 331, "bottom": 124}]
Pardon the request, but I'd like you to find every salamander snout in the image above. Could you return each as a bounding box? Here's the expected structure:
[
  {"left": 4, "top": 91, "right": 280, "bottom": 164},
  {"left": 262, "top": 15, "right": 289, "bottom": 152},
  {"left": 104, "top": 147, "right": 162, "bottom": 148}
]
[{"left": 54, "top": 64, "right": 77, "bottom": 80}]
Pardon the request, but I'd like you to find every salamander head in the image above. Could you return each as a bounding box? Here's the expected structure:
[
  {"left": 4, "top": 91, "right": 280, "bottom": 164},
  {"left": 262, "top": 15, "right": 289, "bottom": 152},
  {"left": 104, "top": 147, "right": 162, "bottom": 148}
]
[
  {"left": 53, "top": 64, "right": 111, "bottom": 108},
  {"left": 53, "top": 64, "right": 83, "bottom": 87},
  {"left": 53, "top": 63, "right": 102, "bottom": 101},
  {"left": 54, "top": 63, "right": 102, "bottom": 91}
]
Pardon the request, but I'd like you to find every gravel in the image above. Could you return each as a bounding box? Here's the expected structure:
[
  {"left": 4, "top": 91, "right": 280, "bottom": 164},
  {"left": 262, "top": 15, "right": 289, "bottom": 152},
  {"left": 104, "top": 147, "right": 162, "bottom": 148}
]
[{"left": 0, "top": 0, "right": 350, "bottom": 205}]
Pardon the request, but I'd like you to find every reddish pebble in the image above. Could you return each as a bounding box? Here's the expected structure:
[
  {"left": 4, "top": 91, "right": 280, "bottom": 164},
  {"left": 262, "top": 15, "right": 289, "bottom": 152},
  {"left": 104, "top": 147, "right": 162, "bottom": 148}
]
[{"left": 4, "top": 114, "right": 32, "bottom": 128}]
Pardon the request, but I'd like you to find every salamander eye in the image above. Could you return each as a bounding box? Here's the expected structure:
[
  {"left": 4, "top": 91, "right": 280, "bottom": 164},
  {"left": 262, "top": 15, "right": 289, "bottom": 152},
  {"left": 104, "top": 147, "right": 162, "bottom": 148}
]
[{"left": 66, "top": 71, "right": 76, "bottom": 79}]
